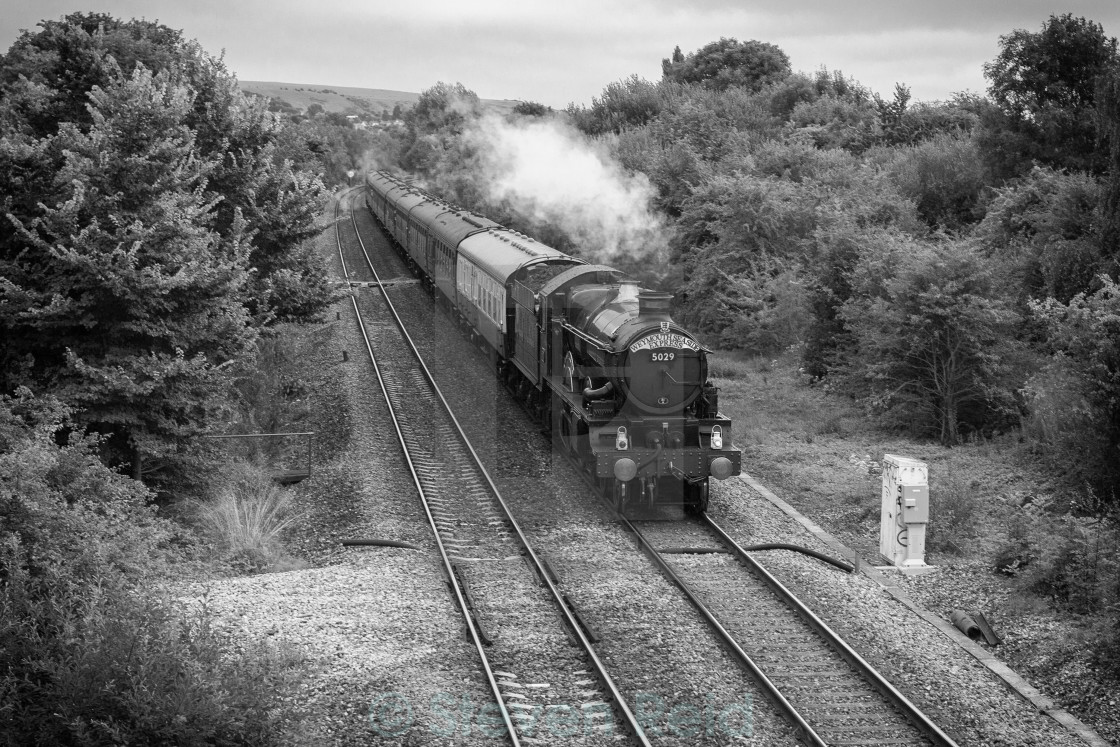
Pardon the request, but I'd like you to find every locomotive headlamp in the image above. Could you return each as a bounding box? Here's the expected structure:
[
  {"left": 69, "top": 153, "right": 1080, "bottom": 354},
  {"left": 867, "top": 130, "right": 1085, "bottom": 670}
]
[
  {"left": 710, "top": 425, "right": 723, "bottom": 449},
  {"left": 614, "top": 457, "right": 637, "bottom": 482},
  {"left": 710, "top": 456, "right": 734, "bottom": 480}
]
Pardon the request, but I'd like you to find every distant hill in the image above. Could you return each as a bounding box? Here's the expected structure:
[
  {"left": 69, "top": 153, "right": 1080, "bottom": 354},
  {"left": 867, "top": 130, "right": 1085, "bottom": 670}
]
[{"left": 238, "top": 81, "right": 521, "bottom": 117}]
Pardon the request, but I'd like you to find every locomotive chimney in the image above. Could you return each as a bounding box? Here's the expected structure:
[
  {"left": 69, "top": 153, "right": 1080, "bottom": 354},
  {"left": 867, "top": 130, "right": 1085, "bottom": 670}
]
[
  {"left": 638, "top": 290, "right": 673, "bottom": 321},
  {"left": 618, "top": 280, "right": 639, "bottom": 303}
]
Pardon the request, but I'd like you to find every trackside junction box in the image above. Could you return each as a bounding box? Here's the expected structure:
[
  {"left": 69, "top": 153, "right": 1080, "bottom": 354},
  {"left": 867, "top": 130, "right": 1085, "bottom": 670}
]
[{"left": 880, "top": 454, "right": 931, "bottom": 570}]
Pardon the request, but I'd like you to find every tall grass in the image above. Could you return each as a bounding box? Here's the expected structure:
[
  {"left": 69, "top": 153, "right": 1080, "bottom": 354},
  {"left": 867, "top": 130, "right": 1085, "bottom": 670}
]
[{"left": 198, "top": 461, "right": 305, "bottom": 572}]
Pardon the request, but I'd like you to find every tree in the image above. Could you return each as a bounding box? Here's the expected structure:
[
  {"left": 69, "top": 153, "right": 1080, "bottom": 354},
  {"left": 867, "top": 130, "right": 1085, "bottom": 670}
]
[
  {"left": 874, "top": 83, "right": 911, "bottom": 137},
  {"left": 884, "top": 132, "right": 986, "bottom": 230},
  {"left": 980, "top": 14, "right": 1119, "bottom": 178},
  {"left": 401, "top": 81, "right": 481, "bottom": 173},
  {"left": 1032, "top": 278, "right": 1120, "bottom": 514},
  {"left": 406, "top": 81, "right": 480, "bottom": 136},
  {"left": 566, "top": 75, "right": 663, "bottom": 135},
  {"left": 0, "top": 14, "right": 329, "bottom": 478},
  {"left": 976, "top": 166, "right": 1103, "bottom": 303},
  {"left": 840, "top": 239, "right": 1020, "bottom": 444},
  {"left": 1099, "top": 65, "right": 1120, "bottom": 263},
  {"left": 5, "top": 65, "right": 255, "bottom": 476},
  {"left": 513, "top": 100, "right": 551, "bottom": 117},
  {"left": 0, "top": 13, "right": 330, "bottom": 329},
  {"left": 662, "top": 37, "right": 791, "bottom": 92}
]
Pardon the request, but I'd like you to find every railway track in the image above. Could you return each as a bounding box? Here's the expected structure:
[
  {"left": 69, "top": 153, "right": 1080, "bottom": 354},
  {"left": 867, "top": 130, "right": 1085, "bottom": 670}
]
[
  {"left": 340, "top": 186, "right": 958, "bottom": 746},
  {"left": 334, "top": 190, "right": 650, "bottom": 746},
  {"left": 622, "top": 511, "right": 959, "bottom": 747}
]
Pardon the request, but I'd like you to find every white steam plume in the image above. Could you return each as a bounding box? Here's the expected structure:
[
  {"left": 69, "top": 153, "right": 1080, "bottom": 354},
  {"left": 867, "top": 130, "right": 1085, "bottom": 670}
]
[{"left": 464, "top": 112, "right": 668, "bottom": 268}]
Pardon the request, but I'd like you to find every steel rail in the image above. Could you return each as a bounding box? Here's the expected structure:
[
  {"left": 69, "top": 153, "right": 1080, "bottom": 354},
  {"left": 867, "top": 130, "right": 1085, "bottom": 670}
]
[
  {"left": 333, "top": 189, "right": 520, "bottom": 746},
  {"left": 702, "top": 513, "right": 959, "bottom": 747},
  {"left": 343, "top": 188, "right": 652, "bottom": 747},
  {"left": 618, "top": 513, "right": 828, "bottom": 747}
]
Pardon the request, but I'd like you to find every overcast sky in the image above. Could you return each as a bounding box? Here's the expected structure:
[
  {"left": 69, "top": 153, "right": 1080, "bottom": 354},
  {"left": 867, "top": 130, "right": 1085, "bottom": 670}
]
[{"left": 3, "top": 2, "right": 1120, "bottom": 108}]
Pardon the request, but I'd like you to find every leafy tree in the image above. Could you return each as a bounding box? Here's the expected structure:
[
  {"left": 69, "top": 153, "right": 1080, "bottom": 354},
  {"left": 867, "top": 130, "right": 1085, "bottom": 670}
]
[
  {"left": 881, "top": 97, "right": 980, "bottom": 147},
  {"left": 976, "top": 166, "right": 1104, "bottom": 303},
  {"left": 1099, "top": 65, "right": 1120, "bottom": 263},
  {"left": 0, "top": 13, "right": 184, "bottom": 135},
  {"left": 513, "top": 100, "right": 551, "bottom": 117},
  {"left": 980, "top": 13, "right": 1119, "bottom": 178},
  {"left": 768, "top": 68, "right": 870, "bottom": 122},
  {"left": 0, "top": 13, "right": 329, "bottom": 477},
  {"left": 566, "top": 75, "right": 663, "bottom": 135},
  {"left": 874, "top": 83, "right": 911, "bottom": 137},
  {"left": 406, "top": 80, "right": 480, "bottom": 136},
  {"left": 881, "top": 132, "right": 986, "bottom": 230},
  {"left": 1031, "top": 278, "right": 1120, "bottom": 513},
  {"left": 673, "top": 174, "right": 815, "bottom": 344},
  {"left": 839, "top": 239, "right": 1020, "bottom": 444},
  {"left": 5, "top": 65, "right": 255, "bottom": 476},
  {"left": 788, "top": 94, "right": 879, "bottom": 152},
  {"left": 401, "top": 81, "right": 481, "bottom": 173},
  {"left": 1, "top": 13, "right": 330, "bottom": 329},
  {"left": 803, "top": 221, "right": 887, "bottom": 378},
  {"left": 661, "top": 37, "right": 791, "bottom": 92}
]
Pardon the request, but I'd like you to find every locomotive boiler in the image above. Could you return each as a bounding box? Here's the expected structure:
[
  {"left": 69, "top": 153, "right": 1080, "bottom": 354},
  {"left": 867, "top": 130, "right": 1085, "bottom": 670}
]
[{"left": 365, "top": 170, "right": 741, "bottom": 513}]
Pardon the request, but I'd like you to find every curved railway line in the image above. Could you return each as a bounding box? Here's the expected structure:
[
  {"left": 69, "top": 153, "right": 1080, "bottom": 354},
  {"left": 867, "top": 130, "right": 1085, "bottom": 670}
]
[
  {"left": 333, "top": 190, "right": 651, "bottom": 746},
  {"left": 336, "top": 187, "right": 962, "bottom": 746}
]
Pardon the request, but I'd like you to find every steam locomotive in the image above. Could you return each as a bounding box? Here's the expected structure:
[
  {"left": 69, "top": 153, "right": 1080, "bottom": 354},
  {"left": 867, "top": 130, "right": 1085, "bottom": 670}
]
[{"left": 364, "top": 171, "right": 741, "bottom": 513}]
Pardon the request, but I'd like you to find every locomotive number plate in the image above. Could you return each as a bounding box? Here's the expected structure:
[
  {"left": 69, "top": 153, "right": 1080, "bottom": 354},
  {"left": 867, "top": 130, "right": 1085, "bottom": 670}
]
[{"left": 630, "top": 333, "right": 700, "bottom": 353}]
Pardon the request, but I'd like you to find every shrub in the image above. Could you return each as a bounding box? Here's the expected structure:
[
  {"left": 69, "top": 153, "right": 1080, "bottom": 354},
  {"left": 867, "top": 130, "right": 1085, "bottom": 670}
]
[
  {"left": 0, "top": 389, "right": 174, "bottom": 584},
  {"left": 0, "top": 546, "right": 293, "bottom": 744},
  {"left": 1030, "top": 278, "right": 1120, "bottom": 514},
  {"left": 788, "top": 94, "right": 880, "bottom": 152},
  {"left": 0, "top": 391, "right": 295, "bottom": 743},
  {"left": 1016, "top": 519, "right": 1119, "bottom": 615},
  {"left": 196, "top": 461, "right": 305, "bottom": 572},
  {"left": 882, "top": 132, "right": 987, "bottom": 230},
  {"left": 925, "top": 470, "right": 979, "bottom": 553},
  {"left": 975, "top": 167, "right": 1103, "bottom": 304},
  {"left": 705, "top": 354, "right": 752, "bottom": 380}
]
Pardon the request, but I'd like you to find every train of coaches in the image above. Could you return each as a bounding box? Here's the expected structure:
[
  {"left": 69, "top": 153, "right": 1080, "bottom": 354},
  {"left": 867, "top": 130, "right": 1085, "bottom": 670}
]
[{"left": 363, "top": 171, "right": 741, "bottom": 512}]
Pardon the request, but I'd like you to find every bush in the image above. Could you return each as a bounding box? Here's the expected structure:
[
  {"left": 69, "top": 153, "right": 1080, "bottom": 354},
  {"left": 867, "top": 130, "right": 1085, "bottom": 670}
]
[
  {"left": 1030, "top": 278, "right": 1120, "bottom": 514},
  {"left": 0, "top": 391, "right": 294, "bottom": 743},
  {"left": 881, "top": 132, "right": 986, "bottom": 230},
  {"left": 788, "top": 95, "right": 879, "bottom": 152},
  {"left": 0, "top": 547, "right": 293, "bottom": 745},
  {"left": 0, "top": 389, "right": 173, "bottom": 584},
  {"left": 925, "top": 470, "right": 979, "bottom": 553},
  {"left": 975, "top": 167, "right": 1103, "bottom": 304},
  {"left": 999, "top": 518, "right": 1120, "bottom": 615},
  {"left": 196, "top": 461, "right": 305, "bottom": 573}
]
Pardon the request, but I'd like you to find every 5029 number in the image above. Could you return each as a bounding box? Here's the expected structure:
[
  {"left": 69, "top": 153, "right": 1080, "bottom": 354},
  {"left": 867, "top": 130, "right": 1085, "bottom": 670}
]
[{"left": 651, "top": 351, "right": 676, "bottom": 362}]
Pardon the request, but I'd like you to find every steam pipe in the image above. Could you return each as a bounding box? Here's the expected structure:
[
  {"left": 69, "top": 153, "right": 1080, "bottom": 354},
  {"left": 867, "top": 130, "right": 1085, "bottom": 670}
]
[{"left": 582, "top": 381, "right": 614, "bottom": 401}]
